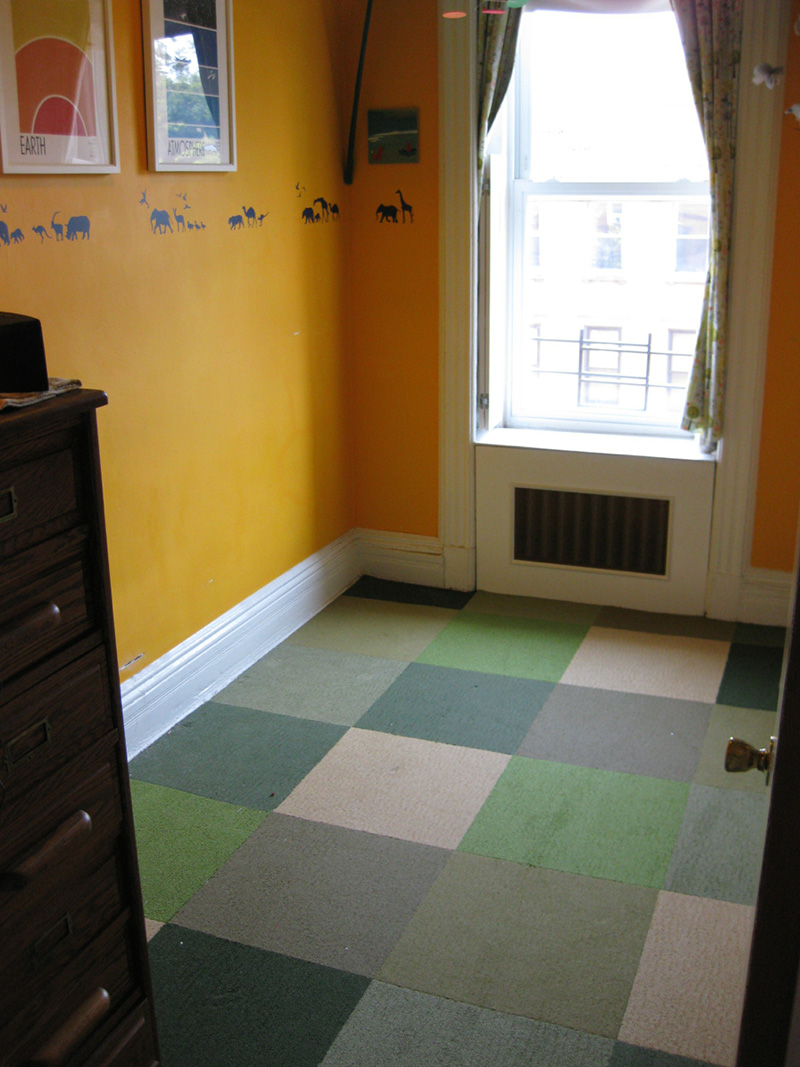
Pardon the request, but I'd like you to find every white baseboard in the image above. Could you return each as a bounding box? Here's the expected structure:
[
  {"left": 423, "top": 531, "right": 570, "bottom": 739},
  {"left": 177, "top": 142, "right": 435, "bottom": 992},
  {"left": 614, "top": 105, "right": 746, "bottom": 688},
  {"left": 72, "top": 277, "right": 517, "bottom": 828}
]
[
  {"left": 355, "top": 528, "right": 445, "bottom": 587},
  {"left": 706, "top": 566, "right": 794, "bottom": 626},
  {"left": 121, "top": 529, "right": 360, "bottom": 759}
]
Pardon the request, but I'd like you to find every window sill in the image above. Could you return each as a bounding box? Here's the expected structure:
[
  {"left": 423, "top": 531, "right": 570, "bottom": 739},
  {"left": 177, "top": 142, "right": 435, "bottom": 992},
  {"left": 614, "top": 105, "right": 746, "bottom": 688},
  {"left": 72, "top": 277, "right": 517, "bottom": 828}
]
[{"left": 476, "top": 426, "right": 714, "bottom": 462}]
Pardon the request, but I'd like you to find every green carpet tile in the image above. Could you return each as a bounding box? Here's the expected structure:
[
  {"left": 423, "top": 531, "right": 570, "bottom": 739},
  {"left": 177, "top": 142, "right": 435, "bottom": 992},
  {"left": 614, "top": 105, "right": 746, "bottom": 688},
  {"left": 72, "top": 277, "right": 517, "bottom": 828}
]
[
  {"left": 458, "top": 757, "right": 688, "bottom": 888},
  {"left": 148, "top": 925, "right": 370, "bottom": 1067},
  {"left": 355, "top": 661, "right": 554, "bottom": 753},
  {"left": 417, "top": 610, "right": 590, "bottom": 681},
  {"left": 133, "top": 580, "right": 767, "bottom": 1067},
  {"left": 130, "top": 780, "right": 266, "bottom": 922}
]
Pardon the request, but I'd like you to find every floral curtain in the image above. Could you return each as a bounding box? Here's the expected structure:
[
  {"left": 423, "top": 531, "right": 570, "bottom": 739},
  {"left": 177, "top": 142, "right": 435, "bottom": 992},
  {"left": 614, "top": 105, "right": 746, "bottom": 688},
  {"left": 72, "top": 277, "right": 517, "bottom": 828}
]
[
  {"left": 672, "top": 0, "right": 743, "bottom": 452},
  {"left": 477, "top": 8, "right": 522, "bottom": 180}
]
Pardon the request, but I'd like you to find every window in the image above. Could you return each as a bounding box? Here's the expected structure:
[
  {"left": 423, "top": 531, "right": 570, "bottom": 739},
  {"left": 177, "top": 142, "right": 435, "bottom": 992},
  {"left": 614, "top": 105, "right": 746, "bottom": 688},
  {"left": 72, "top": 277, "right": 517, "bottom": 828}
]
[{"left": 486, "top": 5, "right": 710, "bottom": 435}]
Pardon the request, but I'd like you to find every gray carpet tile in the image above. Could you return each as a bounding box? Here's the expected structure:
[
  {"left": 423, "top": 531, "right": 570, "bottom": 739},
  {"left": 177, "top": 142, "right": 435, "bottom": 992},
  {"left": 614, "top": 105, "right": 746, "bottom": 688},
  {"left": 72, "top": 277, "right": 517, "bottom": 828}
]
[
  {"left": 215, "top": 643, "right": 408, "bottom": 725},
  {"left": 320, "top": 982, "right": 614, "bottom": 1066},
  {"left": 517, "top": 684, "right": 711, "bottom": 780},
  {"left": 173, "top": 813, "right": 451, "bottom": 977}
]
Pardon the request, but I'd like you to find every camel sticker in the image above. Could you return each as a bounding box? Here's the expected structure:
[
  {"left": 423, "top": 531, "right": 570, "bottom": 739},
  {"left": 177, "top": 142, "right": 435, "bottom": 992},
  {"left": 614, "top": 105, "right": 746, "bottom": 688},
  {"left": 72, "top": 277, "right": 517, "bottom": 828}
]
[
  {"left": 375, "top": 190, "right": 414, "bottom": 224},
  {"left": 299, "top": 195, "right": 340, "bottom": 224},
  {"left": 229, "top": 204, "right": 268, "bottom": 230}
]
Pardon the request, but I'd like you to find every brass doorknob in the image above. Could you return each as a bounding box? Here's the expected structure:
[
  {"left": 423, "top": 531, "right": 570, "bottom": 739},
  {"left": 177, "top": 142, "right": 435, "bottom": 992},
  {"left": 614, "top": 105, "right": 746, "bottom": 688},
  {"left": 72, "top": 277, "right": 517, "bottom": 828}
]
[{"left": 724, "top": 736, "right": 776, "bottom": 785}]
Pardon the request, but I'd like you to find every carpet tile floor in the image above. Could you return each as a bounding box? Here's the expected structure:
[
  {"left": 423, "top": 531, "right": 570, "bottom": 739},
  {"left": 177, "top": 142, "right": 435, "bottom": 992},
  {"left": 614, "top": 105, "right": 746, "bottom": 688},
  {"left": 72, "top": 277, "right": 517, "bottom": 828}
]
[{"left": 130, "top": 579, "right": 783, "bottom": 1067}]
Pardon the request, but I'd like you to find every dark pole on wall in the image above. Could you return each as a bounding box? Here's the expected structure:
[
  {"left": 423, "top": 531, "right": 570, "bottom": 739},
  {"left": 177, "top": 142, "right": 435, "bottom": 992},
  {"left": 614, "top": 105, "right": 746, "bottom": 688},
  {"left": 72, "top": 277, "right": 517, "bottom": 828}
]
[{"left": 344, "top": 0, "right": 374, "bottom": 185}]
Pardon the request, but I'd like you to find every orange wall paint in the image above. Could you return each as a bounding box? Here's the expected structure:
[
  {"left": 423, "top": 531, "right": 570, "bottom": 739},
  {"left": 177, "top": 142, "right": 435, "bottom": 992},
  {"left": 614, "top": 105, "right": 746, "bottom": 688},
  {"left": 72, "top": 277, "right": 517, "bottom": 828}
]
[
  {"left": 0, "top": 0, "right": 354, "bottom": 677},
  {"left": 346, "top": 0, "right": 440, "bottom": 537},
  {"left": 751, "top": 2, "right": 800, "bottom": 572}
]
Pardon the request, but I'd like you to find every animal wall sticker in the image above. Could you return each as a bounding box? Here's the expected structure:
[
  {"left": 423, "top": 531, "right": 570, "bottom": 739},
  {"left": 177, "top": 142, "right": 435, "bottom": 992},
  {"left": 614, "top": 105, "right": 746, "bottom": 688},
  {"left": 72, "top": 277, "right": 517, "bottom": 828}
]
[
  {"left": 0, "top": 201, "right": 93, "bottom": 247},
  {"left": 229, "top": 205, "right": 268, "bottom": 230},
  {"left": 375, "top": 189, "right": 414, "bottom": 223},
  {"left": 141, "top": 191, "right": 207, "bottom": 234},
  {"left": 299, "top": 194, "right": 340, "bottom": 224}
]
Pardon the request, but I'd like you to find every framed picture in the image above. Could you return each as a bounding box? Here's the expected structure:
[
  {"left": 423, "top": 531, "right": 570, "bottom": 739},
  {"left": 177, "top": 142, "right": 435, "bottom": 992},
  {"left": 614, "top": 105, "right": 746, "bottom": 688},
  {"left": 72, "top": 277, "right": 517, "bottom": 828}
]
[
  {"left": 0, "top": 0, "right": 120, "bottom": 174},
  {"left": 368, "top": 109, "right": 419, "bottom": 165},
  {"left": 142, "top": 0, "right": 236, "bottom": 172}
]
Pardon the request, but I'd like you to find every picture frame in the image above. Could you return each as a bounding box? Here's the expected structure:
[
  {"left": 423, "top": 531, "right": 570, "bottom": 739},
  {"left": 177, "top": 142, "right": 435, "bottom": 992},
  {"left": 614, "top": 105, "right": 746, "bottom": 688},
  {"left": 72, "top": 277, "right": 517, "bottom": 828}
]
[
  {"left": 141, "top": 0, "right": 236, "bottom": 172},
  {"left": 368, "top": 108, "right": 419, "bottom": 165},
  {"left": 0, "top": 0, "right": 120, "bottom": 174}
]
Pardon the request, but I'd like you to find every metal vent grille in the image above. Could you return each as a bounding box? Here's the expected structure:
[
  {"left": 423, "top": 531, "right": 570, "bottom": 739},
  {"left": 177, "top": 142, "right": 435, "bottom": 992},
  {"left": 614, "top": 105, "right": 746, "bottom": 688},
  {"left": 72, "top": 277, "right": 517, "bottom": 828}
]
[{"left": 514, "top": 487, "right": 670, "bottom": 576}]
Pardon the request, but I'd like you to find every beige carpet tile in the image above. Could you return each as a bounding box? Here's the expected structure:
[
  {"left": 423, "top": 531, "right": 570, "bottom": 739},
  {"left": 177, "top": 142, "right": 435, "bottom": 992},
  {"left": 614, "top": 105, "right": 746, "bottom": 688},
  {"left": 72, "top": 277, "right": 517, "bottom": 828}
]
[
  {"left": 618, "top": 891, "right": 754, "bottom": 1066},
  {"left": 464, "top": 591, "right": 600, "bottom": 626},
  {"left": 276, "top": 728, "right": 510, "bottom": 848},
  {"left": 694, "top": 704, "right": 779, "bottom": 792},
  {"left": 285, "top": 596, "right": 456, "bottom": 661},
  {"left": 145, "top": 919, "right": 163, "bottom": 942},
  {"left": 560, "top": 628, "right": 730, "bottom": 702},
  {"left": 379, "top": 852, "right": 658, "bottom": 1038}
]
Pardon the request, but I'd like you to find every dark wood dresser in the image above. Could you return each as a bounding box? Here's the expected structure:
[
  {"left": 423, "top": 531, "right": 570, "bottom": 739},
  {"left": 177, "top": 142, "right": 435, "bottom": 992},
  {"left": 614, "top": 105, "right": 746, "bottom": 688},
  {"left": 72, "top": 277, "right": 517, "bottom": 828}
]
[{"left": 0, "top": 391, "right": 159, "bottom": 1067}]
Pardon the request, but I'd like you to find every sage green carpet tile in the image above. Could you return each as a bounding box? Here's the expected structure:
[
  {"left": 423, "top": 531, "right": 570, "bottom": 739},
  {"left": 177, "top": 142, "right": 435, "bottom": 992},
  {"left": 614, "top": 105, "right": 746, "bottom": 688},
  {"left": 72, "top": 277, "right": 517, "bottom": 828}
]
[
  {"left": 148, "top": 925, "right": 370, "bottom": 1067},
  {"left": 130, "top": 780, "right": 266, "bottom": 922},
  {"left": 458, "top": 758, "right": 688, "bottom": 888},
  {"left": 618, "top": 892, "right": 754, "bottom": 1066},
  {"left": 664, "top": 785, "right": 769, "bottom": 905},
  {"left": 344, "top": 575, "right": 475, "bottom": 609},
  {"left": 416, "top": 611, "right": 589, "bottom": 681},
  {"left": 464, "top": 590, "right": 600, "bottom": 626},
  {"left": 715, "top": 642, "right": 785, "bottom": 710},
  {"left": 320, "top": 982, "right": 615, "bottom": 1067},
  {"left": 214, "top": 644, "right": 407, "bottom": 726},
  {"left": 355, "top": 662, "right": 554, "bottom": 753},
  {"left": 286, "top": 595, "right": 456, "bottom": 660},
  {"left": 595, "top": 607, "right": 735, "bottom": 642},
  {"left": 173, "top": 813, "right": 450, "bottom": 977},
  {"left": 561, "top": 628, "right": 731, "bottom": 702},
  {"left": 693, "top": 705, "right": 779, "bottom": 792},
  {"left": 276, "top": 727, "right": 509, "bottom": 848},
  {"left": 517, "top": 685, "right": 711, "bottom": 780},
  {"left": 379, "top": 852, "right": 658, "bottom": 1038},
  {"left": 129, "top": 701, "right": 346, "bottom": 810}
]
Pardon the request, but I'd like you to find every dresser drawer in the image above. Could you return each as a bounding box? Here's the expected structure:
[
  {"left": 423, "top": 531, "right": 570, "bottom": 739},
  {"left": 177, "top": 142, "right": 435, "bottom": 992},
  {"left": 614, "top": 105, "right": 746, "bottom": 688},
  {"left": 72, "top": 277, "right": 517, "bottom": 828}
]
[
  {"left": 0, "top": 648, "right": 114, "bottom": 805},
  {"left": 0, "top": 443, "right": 81, "bottom": 559},
  {"left": 79, "top": 1003, "right": 159, "bottom": 1067},
  {"left": 2, "top": 916, "right": 140, "bottom": 1067},
  {"left": 0, "top": 853, "right": 126, "bottom": 1027},
  {"left": 0, "top": 539, "right": 96, "bottom": 687},
  {"left": 0, "top": 748, "right": 122, "bottom": 884}
]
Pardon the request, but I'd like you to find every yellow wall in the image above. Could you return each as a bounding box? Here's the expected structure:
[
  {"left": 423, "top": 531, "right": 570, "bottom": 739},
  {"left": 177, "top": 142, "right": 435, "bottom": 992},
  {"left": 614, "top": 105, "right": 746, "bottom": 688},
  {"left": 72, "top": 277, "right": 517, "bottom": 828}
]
[
  {"left": 0, "top": 0, "right": 354, "bottom": 677},
  {"left": 751, "top": 0, "right": 800, "bottom": 573}
]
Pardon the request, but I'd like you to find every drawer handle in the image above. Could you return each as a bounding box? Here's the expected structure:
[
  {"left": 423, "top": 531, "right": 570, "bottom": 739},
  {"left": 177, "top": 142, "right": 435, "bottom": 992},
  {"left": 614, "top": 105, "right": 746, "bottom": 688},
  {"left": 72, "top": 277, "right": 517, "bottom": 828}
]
[
  {"left": 33, "top": 912, "right": 74, "bottom": 965},
  {"left": 27, "top": 987, "right": 111, "bottom": 1067},
  {"left": 0, "top": 484, "right": 17, "bottom": 525},
  {"left": 4, "top": 715, "right": 52, "bottom": 773},
  {"left": 0, "top": 601, "right": 62, "bottom": 646},
  {"left": 0, "top": 809, "right": 92, "bottom": 891}
]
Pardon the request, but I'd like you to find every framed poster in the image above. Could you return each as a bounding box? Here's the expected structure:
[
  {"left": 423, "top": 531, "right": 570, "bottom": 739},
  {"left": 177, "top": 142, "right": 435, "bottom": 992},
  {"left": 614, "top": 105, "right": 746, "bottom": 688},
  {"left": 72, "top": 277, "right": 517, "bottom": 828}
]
[
  {"left": 368, "top": 108, "right": 419, "bottom": 165},
  {"left": 0, "top": 0, "right": 119, "bottom": 174},
  {"left": 142, "top": 0, "right": 236, "bottom": 172}
]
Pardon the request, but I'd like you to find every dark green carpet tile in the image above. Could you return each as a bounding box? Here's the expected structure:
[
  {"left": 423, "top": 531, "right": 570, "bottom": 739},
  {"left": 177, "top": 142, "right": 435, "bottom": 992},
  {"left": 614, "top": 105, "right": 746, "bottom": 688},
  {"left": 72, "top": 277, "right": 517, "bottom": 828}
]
[
  {"left": 417, "top": 611, "right": 589, "bottom": 682},
  {"left": 458, "top": 757, "right": 688, "bottom": 888},
  {"left": 664, "top": 784, "right": 769, "bottom": 905},
  {"left": 148, "top": 925, "right": 370, "bottom": 1067},
  {"left": 344, "top": 575, "right": 475, "bottom": 609},
  {"left": 595, "top": 607, "right": 735, "bottom": 642},
  {"left": 517, "top": 685, "right": 711, "bottom": 781},
  {"left": 733, "top": 622, "right": 787, "bottom": 648},
  {"left": 716, "top": 643, "right": 785, "bottom": 710},
  {"left": 609, "top": 1045, "right": 715, "bottom": 1067},
  {"left": 173, "top": 813, "right": 450, "bottom": 977},
  {"left": 130, "top": 780, "right": 266, "bottom": 923},
  {"left": 320, "top": 982, "right": 614, "bottom": 1066},
  {"left": 356, "top": 662, "right": 554, "bottom": 754},
  {"left": 129, "top": 701, "right": 347, "bottom": 809}
]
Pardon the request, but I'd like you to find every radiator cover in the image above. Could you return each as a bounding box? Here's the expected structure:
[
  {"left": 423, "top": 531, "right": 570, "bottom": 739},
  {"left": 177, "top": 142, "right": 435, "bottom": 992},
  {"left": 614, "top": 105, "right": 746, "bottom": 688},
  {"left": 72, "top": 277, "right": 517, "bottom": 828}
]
[{"left": 513, "top": 486, "right": 670, "bottom": 576}]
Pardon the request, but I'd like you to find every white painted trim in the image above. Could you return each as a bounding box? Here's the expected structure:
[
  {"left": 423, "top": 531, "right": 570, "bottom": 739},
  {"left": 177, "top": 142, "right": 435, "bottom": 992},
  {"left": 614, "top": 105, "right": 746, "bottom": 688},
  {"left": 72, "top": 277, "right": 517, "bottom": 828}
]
[
  {"left": 121, "top": 530, "right": 360, "bottom": 758},
  {"left": 439, "top": 5, "right": 477, "bottom": 592},
  {"left": 707, "top": 0, "right": 792, "bottom": 617},
  {"left": 355, "top": 528, "right": 445, "bottom": 587}
]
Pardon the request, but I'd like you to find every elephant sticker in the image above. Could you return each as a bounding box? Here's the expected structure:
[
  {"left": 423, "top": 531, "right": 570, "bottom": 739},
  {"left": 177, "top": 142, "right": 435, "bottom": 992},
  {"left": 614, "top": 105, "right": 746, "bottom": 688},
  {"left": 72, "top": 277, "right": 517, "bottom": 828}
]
[
  {"left": 150, "top": 209, "right": 172, "bottom": 234},
  {"left": 376, "top": 204, "right": 398, "bottom": 223}
]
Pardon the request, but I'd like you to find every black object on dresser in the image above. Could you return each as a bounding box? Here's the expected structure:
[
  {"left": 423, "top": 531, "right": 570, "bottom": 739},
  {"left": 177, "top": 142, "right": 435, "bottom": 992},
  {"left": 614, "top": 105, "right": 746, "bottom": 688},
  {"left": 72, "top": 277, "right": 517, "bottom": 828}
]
[{"left": 0, "top": 391, "right": 159, "bottom": 1067}]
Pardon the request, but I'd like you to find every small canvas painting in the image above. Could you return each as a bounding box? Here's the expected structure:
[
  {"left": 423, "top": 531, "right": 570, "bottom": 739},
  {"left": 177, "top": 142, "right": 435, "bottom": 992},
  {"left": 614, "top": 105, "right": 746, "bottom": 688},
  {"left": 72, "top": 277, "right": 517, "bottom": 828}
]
[{"left": 368, "top": 108, "right": 418, "bottom": 165}]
